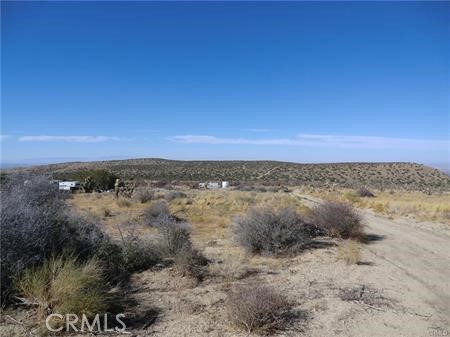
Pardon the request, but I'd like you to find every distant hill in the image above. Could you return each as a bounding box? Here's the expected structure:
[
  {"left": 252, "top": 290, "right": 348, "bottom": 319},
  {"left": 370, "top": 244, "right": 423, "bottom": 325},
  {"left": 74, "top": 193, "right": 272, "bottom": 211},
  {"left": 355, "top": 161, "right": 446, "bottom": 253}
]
[{"left": 6, "top": 158, "right": 450, "bottom": 191}]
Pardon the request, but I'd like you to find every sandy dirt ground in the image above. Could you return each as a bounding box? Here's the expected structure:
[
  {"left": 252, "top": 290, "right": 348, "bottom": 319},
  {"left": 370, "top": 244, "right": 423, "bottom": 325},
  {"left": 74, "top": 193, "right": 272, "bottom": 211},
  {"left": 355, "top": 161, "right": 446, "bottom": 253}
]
[{"left": 2, "top": 192, "right": 449, "bottom": 337}]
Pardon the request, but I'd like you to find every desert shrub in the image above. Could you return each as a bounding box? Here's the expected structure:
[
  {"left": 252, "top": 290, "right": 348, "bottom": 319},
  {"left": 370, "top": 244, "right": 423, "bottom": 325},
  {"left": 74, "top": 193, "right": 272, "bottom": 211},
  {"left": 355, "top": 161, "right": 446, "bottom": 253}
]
[
  {"left": 158, "top": 221, "right": 192, "bottom": 256},
  {"left": 121, "top": 236, "right": 162, "bottom": 273},
  {"left": 338, "top": 240, "right": 361, "bottom": 265},
  {"left": 311, "top": 201, "right": 363, "bottom": 239},
  {"left": 226, "top": 283, "right": 292, "bottom": 333},
  {"left": 16, "top": 256, "right": 108, "bottom": 322},
  {"left": 91, "top": 241, "right": 128, "bottom": 284},
  {"left": 233, "top": 207, "right": 314, "bottom": 255},
  {"left": 173, "top": 246, "right": 208, "bottom": 280},
  {"left": 142, "top": 200, "right": 176, "bottom": 227},
  {"left": 134, "top": 187, "right": 155, "bottom": 203},
  {"left": 154, "top": 219, "right": 208, "bottom": 279},
  {"left": 165, "top": 190, "right": 187, "bottom": 201},
  {"left": 54, "top": 169, "right": 118, "bottom": 191},
  {"left": 0, "top": 174, "right": 113, "bottom": 303},
  {"left": 356, "top": 188, "right": 375, "bottom": 198}
]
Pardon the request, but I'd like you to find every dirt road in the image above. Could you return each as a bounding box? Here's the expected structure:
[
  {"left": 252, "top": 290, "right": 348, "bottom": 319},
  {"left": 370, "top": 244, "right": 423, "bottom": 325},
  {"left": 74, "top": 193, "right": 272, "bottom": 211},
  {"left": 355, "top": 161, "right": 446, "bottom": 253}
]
[{"left": 296, "top": 193, "right": 450, "bottom": 336}]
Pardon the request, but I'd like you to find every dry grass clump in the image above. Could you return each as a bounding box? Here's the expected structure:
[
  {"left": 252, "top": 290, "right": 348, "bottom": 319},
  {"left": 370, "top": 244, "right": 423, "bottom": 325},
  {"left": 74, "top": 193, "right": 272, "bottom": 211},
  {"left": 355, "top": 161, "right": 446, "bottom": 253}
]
[
  {"left": 311, "top": 201, "right": 363, "bottom": 239},
  {"left": 338, "top": 240, "right": 361, "bottom": 265},
  {"left": 116, "top": 198, "right": 132, "bottom": 208},
  {"left": 343, "top": 191, "right": 361, "bottom": 204},
  {"left": 209, "top": 253, "right": 252, "bottom": 282},
  {"left": 233, "top": 207, "right": 315, "bottom": 256},
  {"left": 226, "top": 283, "right": 293, "bottom": 334},
  {"left": 16, "top": 256, "right": 108, "bottom": 323}
]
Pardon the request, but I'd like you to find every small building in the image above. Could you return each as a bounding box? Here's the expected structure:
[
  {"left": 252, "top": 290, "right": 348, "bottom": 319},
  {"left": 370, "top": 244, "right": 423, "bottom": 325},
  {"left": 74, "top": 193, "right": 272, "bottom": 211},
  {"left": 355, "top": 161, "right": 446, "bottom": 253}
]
[
  {"left": 207, "top": 182, "right": 220, "bottom": 189},
  {"left": 59, "top": 181, "right": 81, "bottom": 191},
  {"left": 198, "top": 181, "right": 230, "bottom": 189}
]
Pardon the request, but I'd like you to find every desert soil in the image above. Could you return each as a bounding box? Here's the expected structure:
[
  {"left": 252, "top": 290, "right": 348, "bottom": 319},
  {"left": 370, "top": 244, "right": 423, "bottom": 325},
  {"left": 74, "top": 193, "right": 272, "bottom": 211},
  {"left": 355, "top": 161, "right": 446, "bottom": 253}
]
[
  {"left": 124, "top": 193, "right": 450, "bottom": 337},
  {"left": 1, "top": 192, "right": 449, "bottom": 337}
]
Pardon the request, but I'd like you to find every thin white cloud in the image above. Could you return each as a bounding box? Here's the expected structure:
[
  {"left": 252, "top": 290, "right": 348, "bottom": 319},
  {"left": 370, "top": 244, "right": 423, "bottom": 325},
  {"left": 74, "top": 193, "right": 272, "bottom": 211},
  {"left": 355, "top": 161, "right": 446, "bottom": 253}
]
[
  {"left": 0, "top": 134, "right": 10, "bottom": 141},
  {"left": 242, "top": 128, "right": 278, "bottom": 133},
  {"left": 18, "top": 135, "right": 125, "bottom": 143},
  {"left": 170, "top": 134, "right": 450, "bottom": 150}
]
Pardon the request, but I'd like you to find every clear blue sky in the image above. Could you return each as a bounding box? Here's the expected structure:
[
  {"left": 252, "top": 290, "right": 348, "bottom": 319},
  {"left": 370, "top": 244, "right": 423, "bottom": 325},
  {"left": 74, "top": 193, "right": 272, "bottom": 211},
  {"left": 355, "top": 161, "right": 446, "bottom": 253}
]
[{"left": 1, "top": 1, "right": 449, "bottom": 165}]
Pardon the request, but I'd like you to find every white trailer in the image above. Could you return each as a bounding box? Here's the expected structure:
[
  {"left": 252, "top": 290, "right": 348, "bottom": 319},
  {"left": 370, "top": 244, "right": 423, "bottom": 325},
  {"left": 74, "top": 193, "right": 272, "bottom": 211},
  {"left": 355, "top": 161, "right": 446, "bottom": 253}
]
[
  {"left": 207, "top": 182, "right": 220, "bottom": 189},
  {"left": 59, "top": 181, "right": 81, "bottom": 191}
]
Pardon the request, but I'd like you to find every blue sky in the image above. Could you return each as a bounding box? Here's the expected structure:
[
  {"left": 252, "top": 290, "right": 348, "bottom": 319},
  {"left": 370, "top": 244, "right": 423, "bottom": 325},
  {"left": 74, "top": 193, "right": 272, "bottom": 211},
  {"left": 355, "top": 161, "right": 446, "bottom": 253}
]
[{"left": 1, "top": 1, "right": 449, "bottom": 165}]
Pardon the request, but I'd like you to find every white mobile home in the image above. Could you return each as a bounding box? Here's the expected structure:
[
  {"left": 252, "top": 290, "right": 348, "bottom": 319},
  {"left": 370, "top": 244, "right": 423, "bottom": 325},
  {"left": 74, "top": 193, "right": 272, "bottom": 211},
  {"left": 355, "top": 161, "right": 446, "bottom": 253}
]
[{"left": 59, "top": 181, "right": 81, "bottom": 191}]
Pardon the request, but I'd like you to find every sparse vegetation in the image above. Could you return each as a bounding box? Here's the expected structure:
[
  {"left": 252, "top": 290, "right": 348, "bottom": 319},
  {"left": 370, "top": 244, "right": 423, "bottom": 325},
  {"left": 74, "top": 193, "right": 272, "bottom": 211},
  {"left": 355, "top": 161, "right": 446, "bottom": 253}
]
[
  {"left": 2, "top": 172, "right": 447, "bottom": 337},
  {"left": 339, "top": 285, "right": 392, "bottom": 308},
  {"left": 338, "top": 240, "right": 361, "bottom": 265},
  {"left": 226, "top": 283, "right": 293, "bottom": 334},
  {"left": 209, "top": 253, "right": 251, "bottom": 282},
  {"left": 14, "top": 159, "right": 450, "bottom": 191},
  {"left": 233, "top": 207, "right": 315, "bottom": 255},
  {"left": 311, "top": 201, "right": 364, "bottom": 239}
]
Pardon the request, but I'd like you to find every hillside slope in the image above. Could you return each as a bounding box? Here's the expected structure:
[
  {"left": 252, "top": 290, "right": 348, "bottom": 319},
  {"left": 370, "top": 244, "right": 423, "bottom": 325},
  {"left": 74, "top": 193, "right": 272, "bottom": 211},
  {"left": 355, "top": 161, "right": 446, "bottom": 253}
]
[{"left": 7, "top": 158, "right": 450, "bottom": 191}]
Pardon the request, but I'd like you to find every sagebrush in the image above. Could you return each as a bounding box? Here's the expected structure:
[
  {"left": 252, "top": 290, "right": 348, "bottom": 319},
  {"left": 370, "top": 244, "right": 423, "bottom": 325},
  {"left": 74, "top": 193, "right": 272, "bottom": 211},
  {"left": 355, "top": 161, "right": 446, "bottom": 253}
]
[
  {"left": 226, "top": 283, "right": 293, "bottom": 333},
  {"left": 233, "top": 207, "right": 315, "bottom": 255},
  {"left": 311, "top": 201, "right": 364, "bottom": 239}
]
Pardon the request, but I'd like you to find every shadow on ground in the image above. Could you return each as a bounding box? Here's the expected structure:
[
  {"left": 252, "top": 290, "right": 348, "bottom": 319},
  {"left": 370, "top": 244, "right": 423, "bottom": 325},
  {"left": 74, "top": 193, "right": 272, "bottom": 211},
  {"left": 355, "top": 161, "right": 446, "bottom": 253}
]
[{"left": 362, "top": 233, "right": 385, "bottom": 244}]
